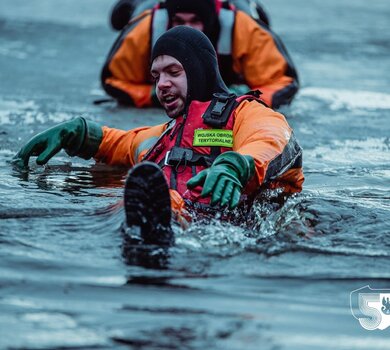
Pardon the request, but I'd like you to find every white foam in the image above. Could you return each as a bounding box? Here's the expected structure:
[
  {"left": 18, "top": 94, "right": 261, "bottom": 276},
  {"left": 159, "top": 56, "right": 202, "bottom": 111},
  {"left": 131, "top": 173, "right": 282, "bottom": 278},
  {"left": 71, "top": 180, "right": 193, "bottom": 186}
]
[
  {"left": 0, "top": 100, "right": 38, "bottom": 124},
  {"left": 0, "top": 149, "right": 14, "bottom": 156},
  {"left": 22, "top": 312, "right": 77, "bottom": 328},
  {"left": 299, "top": 87, "right": 390, "bottom": 110},
  {"left": 0, "top": 99, "right": 74, "bottom": 125},
  {"left": 280, "top": 334, "right": 390, "bottom": 350},
  {"left": 306, "top": 137, "right": 390, "bottom": 166}
]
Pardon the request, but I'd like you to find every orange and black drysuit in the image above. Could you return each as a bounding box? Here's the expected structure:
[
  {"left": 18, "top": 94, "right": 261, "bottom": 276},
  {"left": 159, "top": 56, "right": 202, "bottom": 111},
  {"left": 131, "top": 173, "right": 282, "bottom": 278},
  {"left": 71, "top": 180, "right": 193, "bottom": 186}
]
[
  {"left": 94, "top": 91, "right": 304, "bottom": 214},
  {"left": 101, "top": 0, "right": 299, "bottom": 109}
]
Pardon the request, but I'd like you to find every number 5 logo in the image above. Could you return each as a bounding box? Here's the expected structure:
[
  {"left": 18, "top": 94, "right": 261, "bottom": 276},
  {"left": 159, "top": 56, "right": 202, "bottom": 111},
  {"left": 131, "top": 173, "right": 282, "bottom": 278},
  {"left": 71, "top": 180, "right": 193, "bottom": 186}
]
[{"left": 350, "top": 285, "right": 390, "bottom": 330}]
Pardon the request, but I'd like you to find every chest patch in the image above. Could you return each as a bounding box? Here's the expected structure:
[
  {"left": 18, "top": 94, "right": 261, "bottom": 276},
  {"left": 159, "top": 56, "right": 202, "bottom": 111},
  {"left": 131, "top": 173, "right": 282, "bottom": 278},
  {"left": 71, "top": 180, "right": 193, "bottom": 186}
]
[{"left": 193, "top": 129, "right": 233, "bottom": 147}]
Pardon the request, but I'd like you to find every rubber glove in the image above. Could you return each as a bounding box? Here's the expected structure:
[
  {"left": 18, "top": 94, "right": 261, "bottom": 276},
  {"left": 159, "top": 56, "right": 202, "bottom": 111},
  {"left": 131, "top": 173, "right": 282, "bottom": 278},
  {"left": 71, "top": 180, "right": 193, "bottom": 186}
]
[
  {"left": 187, "top": 151, "right": 255, "bottom": 209},
  {"left": 228, "top": 84, "right": 251, "bottom": 96},
  {"left": 12, "top": 117, "right": 103, "bottom": 168}
]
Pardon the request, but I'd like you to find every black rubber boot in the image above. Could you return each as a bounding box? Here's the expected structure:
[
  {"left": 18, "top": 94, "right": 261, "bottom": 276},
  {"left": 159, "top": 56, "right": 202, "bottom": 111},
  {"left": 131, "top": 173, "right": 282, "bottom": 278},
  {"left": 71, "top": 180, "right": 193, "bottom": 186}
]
[{"left": 124, "top": 162, "right": 173, "bottom": 246}]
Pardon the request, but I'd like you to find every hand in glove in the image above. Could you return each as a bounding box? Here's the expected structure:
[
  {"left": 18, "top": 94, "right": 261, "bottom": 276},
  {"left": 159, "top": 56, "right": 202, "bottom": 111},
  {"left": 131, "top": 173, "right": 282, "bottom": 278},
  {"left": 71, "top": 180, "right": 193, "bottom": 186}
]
[
  {"left": 187, "top": 151, "right": 255, "bottom": 209},
  {"left": 12, "top": 117, "right": 102, "bottom": 168}
]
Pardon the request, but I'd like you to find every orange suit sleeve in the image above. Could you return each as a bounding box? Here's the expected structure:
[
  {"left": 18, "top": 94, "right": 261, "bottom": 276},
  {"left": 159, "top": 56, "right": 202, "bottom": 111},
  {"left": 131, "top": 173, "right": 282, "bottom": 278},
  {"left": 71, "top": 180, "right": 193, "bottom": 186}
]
[
  {"left": 94, "top": 123, "right": 167, "bottom": 166},
  {"left": 102, "top": 12, "right": 154, "bottom": 108},
  {"left": 232, "top": 11, "right": 299, "bottom": 108},
  {"left": 232, "top": 100, "right": 304, "bottom": 192}
]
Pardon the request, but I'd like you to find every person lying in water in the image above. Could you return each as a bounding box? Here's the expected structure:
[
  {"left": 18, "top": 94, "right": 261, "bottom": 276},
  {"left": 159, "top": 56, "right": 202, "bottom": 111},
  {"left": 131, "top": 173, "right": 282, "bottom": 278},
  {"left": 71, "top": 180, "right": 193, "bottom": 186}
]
[
  {"left": 101, "top": 0, "right": 298, "bottom": 109},
  {"left": 13, "top": 26, "right": 304, "bottom": 245}
]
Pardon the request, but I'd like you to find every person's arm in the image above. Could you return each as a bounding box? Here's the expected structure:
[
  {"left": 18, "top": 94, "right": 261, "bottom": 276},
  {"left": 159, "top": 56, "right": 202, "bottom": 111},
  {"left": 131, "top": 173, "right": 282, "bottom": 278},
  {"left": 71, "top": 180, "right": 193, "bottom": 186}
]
[
  {"left": 12, "top": 117, "right": 103, "bottom": 168},
  {"left": 12, "top": 117, "right": 166, "bottom": 170},
  {"left": 232, "top": 100, "right": 304, "bottom": 193},
  {"left": 232, "top": 11, "right": 299, "bottom": 108},
  {"left": 94, "top": 124, "right": 167, "bottom": 166},
  {"left": 187, "top": 101, "right": 303, "bottom": 208},
  {"left": 101, "top": 11, "right": 157, "bottom": 108}
]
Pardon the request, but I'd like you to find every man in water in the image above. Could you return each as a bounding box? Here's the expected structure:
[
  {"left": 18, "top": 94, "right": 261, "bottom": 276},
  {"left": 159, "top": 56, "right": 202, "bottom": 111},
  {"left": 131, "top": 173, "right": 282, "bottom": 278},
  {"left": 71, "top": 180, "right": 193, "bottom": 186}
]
[
  {"left": 13, "top": 27, "right": 304, "bottom": 245},
  {"left": 101, "top": 0, "right": 298, "bottom": 109}
]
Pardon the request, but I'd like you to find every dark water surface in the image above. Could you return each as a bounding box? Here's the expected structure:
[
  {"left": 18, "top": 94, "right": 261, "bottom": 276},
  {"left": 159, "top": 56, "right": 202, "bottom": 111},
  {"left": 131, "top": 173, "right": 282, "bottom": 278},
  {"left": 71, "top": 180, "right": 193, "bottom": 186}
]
[{"left": 0, "top": 0, "right": 389, "bottom": 349}]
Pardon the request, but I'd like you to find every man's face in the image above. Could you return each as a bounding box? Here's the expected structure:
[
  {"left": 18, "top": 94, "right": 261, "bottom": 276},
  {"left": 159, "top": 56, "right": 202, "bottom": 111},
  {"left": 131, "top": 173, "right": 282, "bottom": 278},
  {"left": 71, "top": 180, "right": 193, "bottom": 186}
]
[
  {"left": 151, "top": 55, "right": 188, "bottom": 118},
  {"left": 171, "top": 12, "right": 204, "bottom": 32}
]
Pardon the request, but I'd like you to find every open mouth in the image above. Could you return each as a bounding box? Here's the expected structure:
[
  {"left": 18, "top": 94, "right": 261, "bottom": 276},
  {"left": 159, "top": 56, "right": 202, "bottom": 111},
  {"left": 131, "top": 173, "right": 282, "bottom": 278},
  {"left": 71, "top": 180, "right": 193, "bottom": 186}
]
[{"left": 163, "top": 94, "right": 179, "bottom": 108}]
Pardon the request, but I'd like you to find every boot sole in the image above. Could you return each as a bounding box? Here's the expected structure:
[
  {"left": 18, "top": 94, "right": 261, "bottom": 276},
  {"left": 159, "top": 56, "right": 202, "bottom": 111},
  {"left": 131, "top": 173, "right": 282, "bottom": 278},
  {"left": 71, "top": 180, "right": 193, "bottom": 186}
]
[{"left": 124, "top": 162, "right": 172, "bottom": 245}]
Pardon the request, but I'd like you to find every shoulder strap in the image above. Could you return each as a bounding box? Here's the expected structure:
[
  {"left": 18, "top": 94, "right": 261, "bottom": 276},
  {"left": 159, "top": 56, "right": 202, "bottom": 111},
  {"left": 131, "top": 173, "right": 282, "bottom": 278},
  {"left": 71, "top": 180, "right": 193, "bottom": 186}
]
[
  {"left": 236, "top": 89, "right": 269, "bottom": 107},
  {"left": 202, "top": 90, "right": 267, "bottom": 128},
  {"left": 202, "top": 92, "right": 238, "bottom": 128}
]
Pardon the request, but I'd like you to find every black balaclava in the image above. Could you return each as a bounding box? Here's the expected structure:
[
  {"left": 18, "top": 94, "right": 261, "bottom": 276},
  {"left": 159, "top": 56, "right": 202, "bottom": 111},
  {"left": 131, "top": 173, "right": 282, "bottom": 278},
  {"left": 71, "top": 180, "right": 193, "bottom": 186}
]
[
  {"left": 164, "top": 0, "right": 220, "bottom": 47},
  {"left": 151, "top": 26, "right": 229, "bottom": 106}
]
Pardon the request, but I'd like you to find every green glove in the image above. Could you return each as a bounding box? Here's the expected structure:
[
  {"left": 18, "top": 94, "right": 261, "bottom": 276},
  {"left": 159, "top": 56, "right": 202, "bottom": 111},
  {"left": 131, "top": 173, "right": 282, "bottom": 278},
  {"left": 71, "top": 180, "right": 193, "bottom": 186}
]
[
  {"left": 229, "top": 84, "right": 251, "bottom": 96},
  {"left": 187, "top": 151, "right": 255, "bottom": 209},
  {"left": 12, "top": 117, "right": 103, "bottom": 168}
]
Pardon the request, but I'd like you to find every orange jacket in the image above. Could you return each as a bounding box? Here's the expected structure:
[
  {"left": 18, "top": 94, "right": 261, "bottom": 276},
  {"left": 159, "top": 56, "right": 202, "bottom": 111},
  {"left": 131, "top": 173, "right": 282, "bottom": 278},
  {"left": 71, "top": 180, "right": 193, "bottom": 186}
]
[
  {"left": 102, "top": 9, "right": 298, "bottom": 109},
  {"left": 94, "top": 100, "right": 304, "bottom": 197}
]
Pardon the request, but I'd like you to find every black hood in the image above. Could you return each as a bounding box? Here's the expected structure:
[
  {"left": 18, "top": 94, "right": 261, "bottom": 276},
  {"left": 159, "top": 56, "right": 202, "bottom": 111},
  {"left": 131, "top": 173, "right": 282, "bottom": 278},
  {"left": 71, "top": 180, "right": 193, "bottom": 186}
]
[
  {"left": 151, "top": 26, "right": 229, "bottom": 104},
  {"left": 164, "top": 0, "right": 220, "bottom": 47}
]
